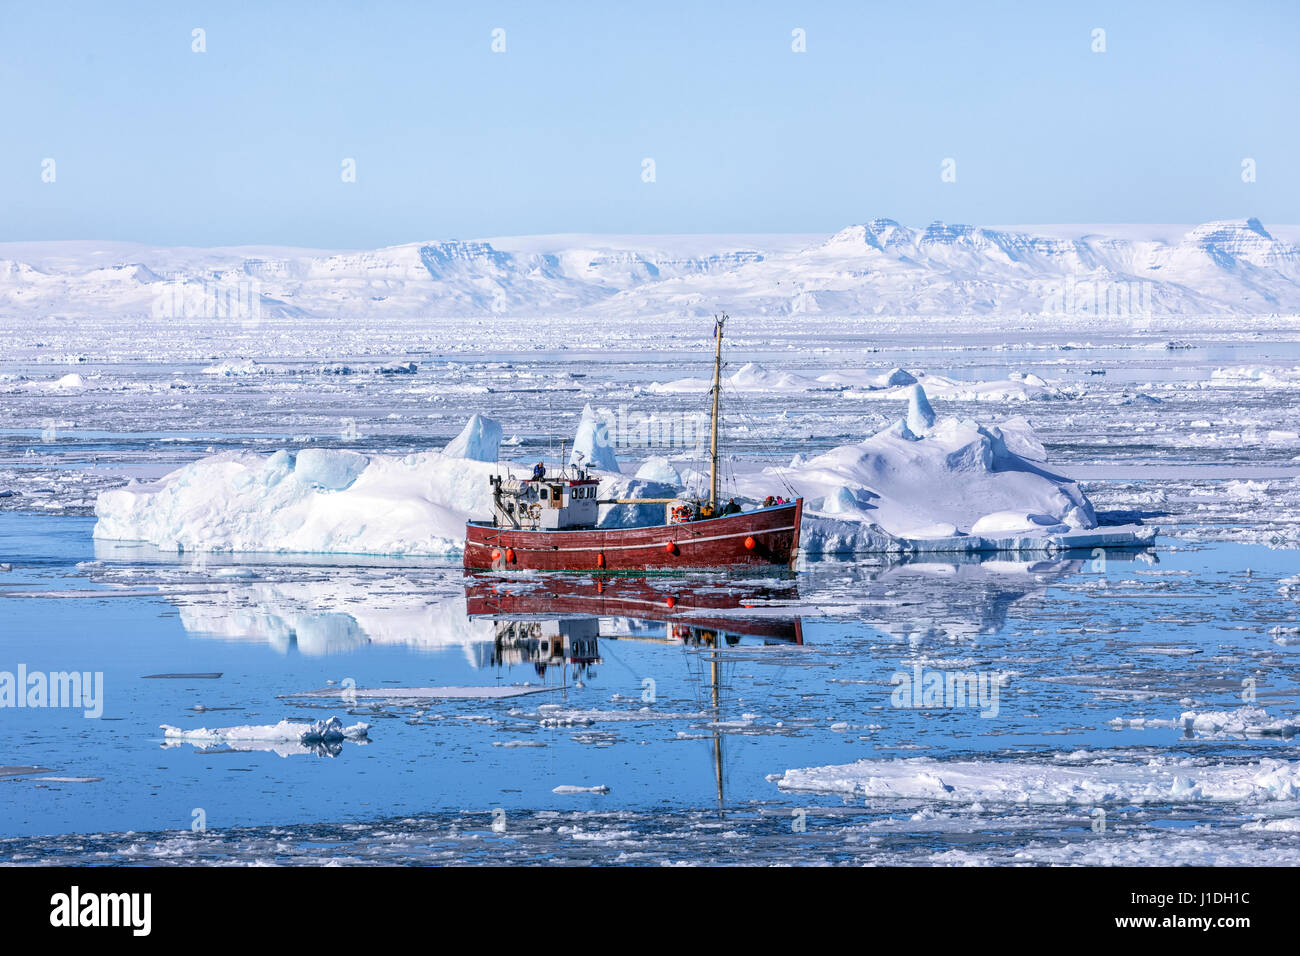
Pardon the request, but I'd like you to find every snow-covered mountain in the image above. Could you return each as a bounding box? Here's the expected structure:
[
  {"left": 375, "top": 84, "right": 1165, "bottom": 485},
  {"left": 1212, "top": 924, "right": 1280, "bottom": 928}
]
[{"left": 2, "top": 219, "right": 1298, "bottom": 320}]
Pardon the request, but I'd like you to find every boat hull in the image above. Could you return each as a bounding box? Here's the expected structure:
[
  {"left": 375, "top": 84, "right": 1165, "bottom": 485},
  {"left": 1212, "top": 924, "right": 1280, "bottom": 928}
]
[{"left": 464, "top": 499, "right": 802, "bottom": 572}]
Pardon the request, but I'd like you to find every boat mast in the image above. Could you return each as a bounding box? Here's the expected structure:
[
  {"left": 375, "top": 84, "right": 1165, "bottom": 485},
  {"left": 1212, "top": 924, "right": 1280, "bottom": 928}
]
[{"left": 708, "top": 313, "right": 726, "bottom": 512}]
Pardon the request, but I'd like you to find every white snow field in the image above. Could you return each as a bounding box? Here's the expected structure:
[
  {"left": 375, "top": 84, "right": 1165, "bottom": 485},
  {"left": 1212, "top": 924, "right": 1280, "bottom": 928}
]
[{"left": 1, "top": 218, "right": 1298, "bottom": 319}]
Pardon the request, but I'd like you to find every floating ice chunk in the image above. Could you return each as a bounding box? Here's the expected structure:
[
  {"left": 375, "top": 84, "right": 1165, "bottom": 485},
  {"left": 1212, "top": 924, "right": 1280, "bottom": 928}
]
[
  {"left": 906, "top": 384, "right": 936, "bottom": 433},
  {"left": 552, "top": 784, "right": 610, "bottom": 794},
  {"left": 816, "top": 367, "right": 917, "bottom": 389},
  {"left": 202, "top": 359, "right": 267, "bottom": 376},
  {"left": 1180, "top": 706, "right": 1300, "bottom": 737},
  {"left": 634, "top": 456, "right": 681, "bottom": 485},
  {"left": 773, "top": 755, "right": 1300, "bottom": 804},
  {"left": 442, "top": 413, "right": 502, "bottom": 462},
  {"left": 1243, "top": 817, "right": 1300, "bottom": 832},
  {"left": 49, "top": 373, "right": 86, "bottom": 390},
  {"left": 161, "top": 716, "right": 369, "bottom": 744},
  {"left": 570, "top": 404, "right": 619, "bottom": 472}
]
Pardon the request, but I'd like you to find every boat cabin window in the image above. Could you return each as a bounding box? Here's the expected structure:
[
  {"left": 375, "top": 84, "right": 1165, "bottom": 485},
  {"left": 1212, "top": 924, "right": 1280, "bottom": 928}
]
[{"left": 540, "top": 489, "right": 548, "bottom": 500}]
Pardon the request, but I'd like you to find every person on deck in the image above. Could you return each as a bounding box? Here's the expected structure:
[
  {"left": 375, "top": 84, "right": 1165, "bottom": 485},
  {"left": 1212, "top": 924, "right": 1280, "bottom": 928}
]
[
  {"left": 722, "top": 498, "right": 742, "bottom": 515},
  {"left": 532, "top": 462, "right": 546, "bottom": 481},
  {"left": 761, "top": 495, "right": 775, "bottom": 508}
]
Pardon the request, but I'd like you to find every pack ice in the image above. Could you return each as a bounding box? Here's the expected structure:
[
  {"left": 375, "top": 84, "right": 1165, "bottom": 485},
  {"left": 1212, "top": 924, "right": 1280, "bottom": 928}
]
[{"left": 772, "top": 755, "right": 1300, "bottom": 805}]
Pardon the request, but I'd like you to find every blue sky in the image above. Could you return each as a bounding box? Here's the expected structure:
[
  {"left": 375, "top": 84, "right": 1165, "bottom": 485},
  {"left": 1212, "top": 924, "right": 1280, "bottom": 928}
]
[{"left": 2, "top": 0, "right": 1297, "bottom": 247}]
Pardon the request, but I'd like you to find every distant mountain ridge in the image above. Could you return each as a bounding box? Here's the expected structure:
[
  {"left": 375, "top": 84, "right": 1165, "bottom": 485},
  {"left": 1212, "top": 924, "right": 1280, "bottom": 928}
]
[{"left": 1, "top": 218, "right": 1298, "bottom": 320}]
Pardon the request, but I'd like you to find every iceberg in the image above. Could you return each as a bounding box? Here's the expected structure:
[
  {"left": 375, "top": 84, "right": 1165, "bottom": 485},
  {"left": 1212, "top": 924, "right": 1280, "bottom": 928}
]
[
  {"left": 570, "top": 404, "right": 620, "bottom": 472},
  {"left": 906, "top": 383, "right": 936, "bottom": 433},
  {"left": 93, "top": 389, "right": 1149, "bottom": 557},
  {"left": 442, "top": 413, "right": 502, "bottom": 462},
  {"left": 94, "top": 448, "right": 509, "bottom": 555},
  {"left": 737, "top": 403, "right": 1102, "bottom": 553}
]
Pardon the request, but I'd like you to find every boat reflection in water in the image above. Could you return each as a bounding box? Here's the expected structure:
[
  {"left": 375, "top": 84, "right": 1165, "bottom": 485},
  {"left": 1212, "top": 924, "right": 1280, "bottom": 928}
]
[
  {"left": 464, "top": 575, "right": 803, "bottom": 680},
  {"left": 466, "top": 574, "right": 804, "bottom": 816}
]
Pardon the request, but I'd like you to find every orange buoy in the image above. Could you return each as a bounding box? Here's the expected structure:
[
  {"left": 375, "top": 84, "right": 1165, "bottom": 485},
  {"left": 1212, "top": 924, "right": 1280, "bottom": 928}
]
[
  {"left": 491, "top": 549, "right": 501, "bottom": 561},
  {"left": 743, "top": 536, "right": 756, "bottom": 550},
  {"left": 596, "top": 552, "right": 606, "bottom": 569},
  {"left": 665, "top": 542, "right": 678, "bottom": 555},
  {"left": 665, "top": 596, "right": 676, "bottom": 609},
  {"left": 505, "top": 548, "right": 516, "bottom": 563}
]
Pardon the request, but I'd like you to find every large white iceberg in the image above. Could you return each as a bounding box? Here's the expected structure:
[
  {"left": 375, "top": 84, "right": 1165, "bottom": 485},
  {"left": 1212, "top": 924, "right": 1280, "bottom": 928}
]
[
  {"left": 442, "top": 413, "right": 502, "bottom": 462},
  {"left": 728, "top": 389, "right": 1115, "bottom": 553},
  {"left": 94, "top": 447, "right": 508, "bottom": 555}
]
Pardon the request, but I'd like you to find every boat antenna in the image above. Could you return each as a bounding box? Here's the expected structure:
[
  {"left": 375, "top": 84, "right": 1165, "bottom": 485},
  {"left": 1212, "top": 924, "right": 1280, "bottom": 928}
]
[{"left": 708, "top": 312, "right": 727, "bottom": 512}]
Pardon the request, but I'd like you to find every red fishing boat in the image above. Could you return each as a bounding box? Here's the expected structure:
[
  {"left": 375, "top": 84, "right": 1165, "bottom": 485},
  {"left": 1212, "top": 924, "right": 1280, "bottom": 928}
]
[{"left": 464, "top": 315, "right": 803, "bottom": 573}]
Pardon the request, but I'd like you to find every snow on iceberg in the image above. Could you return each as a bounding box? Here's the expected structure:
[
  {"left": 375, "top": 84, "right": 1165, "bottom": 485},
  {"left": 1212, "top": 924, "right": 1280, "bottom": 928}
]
[
  {"left": 736, "top": 390, "right": 1106, "bottom": 553},
  {"left": 569, "top": 404, "right": 620, "bottom": 472},
  {"left": 94, "top": 447, "right": 508, "bottom": 555},
  {"left": 442, "top": 413, "right": 502, "bottom": 462},
  {"left": 634, "top": 455, "right": 682, "bottom": 485},
  {"left": 293, "top": 448, "right": 368, "bottom": 490}
]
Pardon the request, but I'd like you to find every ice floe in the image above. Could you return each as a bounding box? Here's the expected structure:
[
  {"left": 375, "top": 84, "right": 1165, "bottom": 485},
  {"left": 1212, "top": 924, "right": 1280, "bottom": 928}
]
[
  {"left": 160, "top": 716, "right": 370, "bottom": 756},
  {"left": 772, "top": 754, "right": 1300, "bottom": 804}
]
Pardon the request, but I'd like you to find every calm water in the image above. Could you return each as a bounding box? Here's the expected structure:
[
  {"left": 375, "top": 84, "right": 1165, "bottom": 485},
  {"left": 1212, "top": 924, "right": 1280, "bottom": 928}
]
[{"left": 2, "top": 512, "right": 1297, "bottom": 862}]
